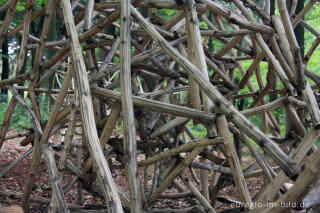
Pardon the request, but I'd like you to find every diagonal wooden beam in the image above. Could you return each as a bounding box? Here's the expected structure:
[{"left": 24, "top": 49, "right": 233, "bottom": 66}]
[
  {"left": 131, "top": 5, "right": 300, "bottom": 180},
  {"left": 60, "top": 0, "right": 123, "bottom": 212}
]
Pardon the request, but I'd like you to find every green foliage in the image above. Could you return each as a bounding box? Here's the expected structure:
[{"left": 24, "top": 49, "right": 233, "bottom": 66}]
[
  {"left": 186, "top": 120, "right": 207, "bottom": 138},
  {"left": 154, "top": 9, "right": 177, "bottom": 21},
  {"left": 0, "top": 93, "right": 49, "bottom": 131}
]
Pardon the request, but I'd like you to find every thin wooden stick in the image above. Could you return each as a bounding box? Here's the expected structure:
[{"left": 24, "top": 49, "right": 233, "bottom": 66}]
[
  {"left": 0, "top": 189, "right": 81, "bottom": 210},
  {"left": 0, "top": 0, "right": 18, "bottom": 47},
  {"left": 138, "top": 138, "right": 223, "bottom": 167},
  {"left": 277, "top": 0, "right": 306, "bottom": 90},
  {"left": 0, "top": 0, "right": 33, "bottom": 150},
  {"left": 92, "top": 87, "right": 216, "bottom": 123},
  {"left": 257, "top": 128, "right": 319, "bottom": 204},
  {"left": 214, "top": 35, "right": 246, "bottom": 59},
  {"left": 180, "top": 174, "right": 216, "bottom": 213},
  {"left": 58, "top": 99, "right": 78, "bottom": 169},
  {"left": 261, "top": 142, "right": 320, "bottom": 213},
  {"left": 9, "top": 86, "right": 69, "bottom": 212},
  {"left": 0, "top": 147, "right": 33, "bottom": 178}
]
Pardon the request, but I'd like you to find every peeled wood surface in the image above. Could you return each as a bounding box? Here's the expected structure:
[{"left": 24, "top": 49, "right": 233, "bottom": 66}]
[
  {"left": 60, "top": 0, "right": 123, "bottom": 212},
  {"left": 131, "top": 5, "right": 299, "bottom": 180},
  {"left": 0, "top": 0, "right": 320, "bottom": 212}
]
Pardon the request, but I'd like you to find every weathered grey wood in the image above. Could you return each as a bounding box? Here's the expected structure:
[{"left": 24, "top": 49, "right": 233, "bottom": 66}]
[
  {"left": 84, "top": 104, "right": 121, "bottom": 172},
  {"left": 277, "top": 0, "right": 305, "bottom": 89},
  {"left": 0, "top": 189, "right": 81, "bottom": 210},
  {"left": 260, "top": 142, "right": 320, "bottom": 213},
  {"left": 60, "top": 0, "right": 123, "bottom": 212},
  {"left": 58, "top": 99, "right": 78, "bottom": 169},
  {"left": 256, "top": 128, "right": 319, "bottom": 204},
  {"left": 138, "top": 138, "right": 223, "bottom": 167},
  {"left": 92, "top": 87, "right": 216, "bottom": 123},
  {"left": 9, "top": 86, "right": 70, "bottom": 213},
  {"left": 131, "top": 5, "right": 300, "bottom": 180},
  {"left": 148, "top": 147, "right": 204, "bottom": 204},
  {"left": 42, "top": 144, "right": 70, "bottom": 213},
  {"left": 149, "top": 117, "right": 189, "bottom": 139},
  {"left": 120, "top": 0, "right": 142, "bottom": 211},
  {"left": 180, "top": 174, "right": 216, "bottom": 213},
  {"left": 0, "top": 147, "right": 33, "bottom": 178},
  {"left": 216, "top": 115, "right": 252, "bottom": 204}
]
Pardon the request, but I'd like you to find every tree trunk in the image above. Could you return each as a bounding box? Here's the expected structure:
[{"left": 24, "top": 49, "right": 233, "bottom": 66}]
[{"left": 1, "top": 12, "right": 9, "bottom": 103}]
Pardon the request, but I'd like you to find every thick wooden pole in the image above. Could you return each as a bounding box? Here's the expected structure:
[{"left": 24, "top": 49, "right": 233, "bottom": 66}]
[
  {"left": 60, "top": 0, "right": 123, "bottom": 212},
  {"left": 120, "top": 0, "right": 142, "bottom": 211},
  {"left": 131, "top": 5, "right": 300, "bottom": 180}
]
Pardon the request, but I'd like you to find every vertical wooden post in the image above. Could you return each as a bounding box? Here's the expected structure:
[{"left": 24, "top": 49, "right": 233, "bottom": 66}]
[
  {"left": 60, "top": 0, "right": 123, "bottom": 212},
  {"left": 120, "top": 0, "right": 143, "bottom": 211}
]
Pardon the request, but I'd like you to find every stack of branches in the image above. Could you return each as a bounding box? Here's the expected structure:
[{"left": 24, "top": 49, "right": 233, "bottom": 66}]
[{"left": 0, "top": 0, "right": 320, "bottom": 212}]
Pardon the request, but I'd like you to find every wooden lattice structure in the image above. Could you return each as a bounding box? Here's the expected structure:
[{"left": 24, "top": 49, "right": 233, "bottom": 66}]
[{"left": 1, "top": 0, "right": 320, "bottom": 212}]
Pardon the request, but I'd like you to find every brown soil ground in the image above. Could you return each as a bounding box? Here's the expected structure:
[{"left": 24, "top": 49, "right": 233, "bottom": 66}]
[{"left": 0, "top": 130, "right": 264, "bottom": 212}]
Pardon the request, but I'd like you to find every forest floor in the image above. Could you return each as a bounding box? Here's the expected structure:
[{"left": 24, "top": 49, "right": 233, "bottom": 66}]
[{"left": 0, "top": 130, "right": 263, "bottom": 212}]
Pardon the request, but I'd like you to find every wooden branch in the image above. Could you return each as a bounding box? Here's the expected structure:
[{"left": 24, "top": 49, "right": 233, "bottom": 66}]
[
  {"left": 199, "top": 0, "right": 274, "bottom": 35},
  {"left": 183, "top": 0, "right": 218, "bottom": 141},
  {"left": 261, "top": 141, "right": 320, "bottom": 213},
  {"left": 255, "top": 34, "right": 295, "bottom": 95},
  {"left": 149, "top": 117, "right": 189, "bottom": 139},
  {"left": 180, "top": 174, "right": 216, "bottom": 213},
  {"left": 26, "top": 40, "right": 68, "bottom": 50},
  {"left": 239, "top": 0, "right": 271, "bottom": 23},
  {"left": 0, "top": 0, "right": 18, "bottom": 47},
  {"left": 241, "top": 97, "right": 285, "bottom": 117},
  {"left": 9, "top": 86, "right": 42, "bottom": 139},
  {"left": 0, "top": 147, "right": 33, "bottom": 178},
  {"left": 131, "top": 5, "right": 300, "bottom": 180},
  {"left": 138, "top": 138, "right": 223, "bottom": 167},
  {"left": 0, "top": 99, "right": 17, "bottom": 149},
  {"left": 0, "top": 0, "right": 27, "bottom": 149},
  {"left": 7, "top": 5, "right": 47, "bottom": 37},
  {"left": 0, "top": 0, "right": 11, "bottom": 13},
  {"left": 20, "top": 105, "right": 73, "bottom": 146},
  {"left": 98, "top": 36, "right": 120, "bottom": 73},
  {"left": 92, "top": 87, "right": 216, "bottom": 123},
  {"left": 214, "top": 35, "right": 246, "bottom": 59},
  {"left": 60, "top": 0, "right": 123, "bottom": 212},
  {"left": 89, "top": 37, "right": 186, "bottom": 83},
  {"left": 291, "top": 0, "right": 317, "bottom": 28},
  {"left": 304, "top": 38, "right": 320, "bottom": 64},
  {"left": 58, "top": 101, "right": 78, "bottom": 169},
  {"left": 84, "top": 104, "right": 121, "bottom": 172},
  {"left": 257, "top": 128, "right": 319, "bottom": 204},
  {"left": 41, "top": 144, "right": 70, "bottom": 213},
  {"left": 95, "top": 1, "right": 206, "bottom": 13},
  {"left": 216, "top": 115, "right": 252, "bottom": 204},
  {"left": 277, "top": 0, "right": 306, "bottom": 90},
  {"left": 0, "top": 189, "right": 81, "bottom": 210},
  {"left": 148, "top": 147, "right": 204, "bottom": 204},
  {"left": 9, "top": 86, "right": 69, "bottom": 212},
  {"left": 301, "top": 83, "right": 320, "bottom": 129}
]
